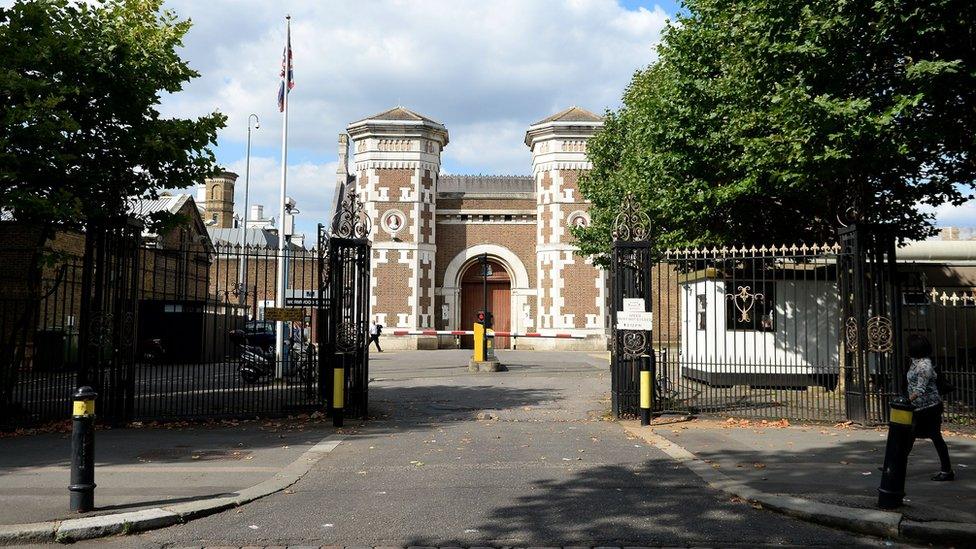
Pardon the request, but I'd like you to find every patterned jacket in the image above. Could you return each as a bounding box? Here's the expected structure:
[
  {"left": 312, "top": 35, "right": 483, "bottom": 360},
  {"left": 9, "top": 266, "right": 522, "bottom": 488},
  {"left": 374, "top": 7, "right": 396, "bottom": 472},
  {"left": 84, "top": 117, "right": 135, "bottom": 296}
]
[{"left": 908, "top": 358, "right": 941, "bottom": 410}]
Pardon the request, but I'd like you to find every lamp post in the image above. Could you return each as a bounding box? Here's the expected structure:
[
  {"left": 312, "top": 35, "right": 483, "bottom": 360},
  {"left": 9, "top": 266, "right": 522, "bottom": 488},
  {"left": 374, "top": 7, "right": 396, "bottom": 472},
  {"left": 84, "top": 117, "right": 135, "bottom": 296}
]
[
  {"left": 480, "top": 253, "right": 492, "bottom": 353},
  {"left": 237, "top": 113, "right": 259, "bottom": 305},
  {"left": 274, "top": 197, "right": 299, "bottom": 379}
]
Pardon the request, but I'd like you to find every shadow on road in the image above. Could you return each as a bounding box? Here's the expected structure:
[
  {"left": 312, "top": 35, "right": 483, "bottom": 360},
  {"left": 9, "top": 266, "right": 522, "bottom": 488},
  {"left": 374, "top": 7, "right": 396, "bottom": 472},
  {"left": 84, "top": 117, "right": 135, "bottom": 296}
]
[
  {"left": 361, "top": 383, "right": 562, "bottom": 430},
  {"left": 391, "top": 456, "right": 876, "bottom": 547}
]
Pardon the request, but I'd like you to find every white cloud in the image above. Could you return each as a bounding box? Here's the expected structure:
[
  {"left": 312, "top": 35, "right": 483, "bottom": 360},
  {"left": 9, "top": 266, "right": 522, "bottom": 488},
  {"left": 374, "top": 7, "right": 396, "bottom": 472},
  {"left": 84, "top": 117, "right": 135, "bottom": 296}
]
[
  {"left": 924, "top": 199, "right": 976, "bottom": 230},
  {"left": 158, "top": 0, "right": 667, "bottom": 165},
  {"left": 154, "top": 0, "right": 669, "bottom": 234},
  {"left": 222, "top": 156, "right": 339, "bottom": 240}
]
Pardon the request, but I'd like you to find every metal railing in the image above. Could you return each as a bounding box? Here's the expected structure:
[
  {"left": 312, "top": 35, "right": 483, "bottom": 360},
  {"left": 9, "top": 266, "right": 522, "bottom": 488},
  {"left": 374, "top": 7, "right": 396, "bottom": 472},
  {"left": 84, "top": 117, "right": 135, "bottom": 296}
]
[{"left": 1, "top": 241, "right": 327, "bottom": 426}]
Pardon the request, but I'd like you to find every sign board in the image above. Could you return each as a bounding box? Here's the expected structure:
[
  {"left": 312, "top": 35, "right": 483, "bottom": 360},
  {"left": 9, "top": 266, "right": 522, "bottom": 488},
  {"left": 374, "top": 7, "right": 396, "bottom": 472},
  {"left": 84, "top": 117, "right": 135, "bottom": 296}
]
[
  {"left": 263, "top": 307, "right": 305, "bottom": 322},
  {"left": 284, "top": 297, "right": 320, "bottom": 307},
  {"left": 616, "top": 311, "right": 653, "bottom": 331},
  {"left": 622, "top": 298, "right": 645, "bottom": 312}
]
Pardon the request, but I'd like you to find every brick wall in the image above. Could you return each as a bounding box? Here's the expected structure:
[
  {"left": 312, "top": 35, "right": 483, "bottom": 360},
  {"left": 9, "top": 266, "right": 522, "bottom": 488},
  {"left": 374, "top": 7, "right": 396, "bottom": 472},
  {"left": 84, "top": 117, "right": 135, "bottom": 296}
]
[{"left": 434, "top": 222, "right": 536, "bottom": 288}]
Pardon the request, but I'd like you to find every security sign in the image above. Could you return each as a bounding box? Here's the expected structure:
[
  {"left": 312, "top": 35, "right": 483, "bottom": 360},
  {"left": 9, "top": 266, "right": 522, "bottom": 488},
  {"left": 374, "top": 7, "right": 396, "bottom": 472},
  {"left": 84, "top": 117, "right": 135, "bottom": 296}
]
[{"left": 616, "top": 311, "right": 653, "bottom": 331}]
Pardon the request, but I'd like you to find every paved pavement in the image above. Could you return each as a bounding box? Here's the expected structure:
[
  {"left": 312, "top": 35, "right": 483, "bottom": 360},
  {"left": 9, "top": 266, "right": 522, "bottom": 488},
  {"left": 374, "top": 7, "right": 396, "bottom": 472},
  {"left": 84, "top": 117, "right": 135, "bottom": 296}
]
[
  {"left": 72, "top": 350, "right": 896, "bottom": 548},
  {"left": 0, "top": 416, "right": 333, "bottom": 524},
  {"left": 648, "top": 417, "right": 976, "bottom": 523}
]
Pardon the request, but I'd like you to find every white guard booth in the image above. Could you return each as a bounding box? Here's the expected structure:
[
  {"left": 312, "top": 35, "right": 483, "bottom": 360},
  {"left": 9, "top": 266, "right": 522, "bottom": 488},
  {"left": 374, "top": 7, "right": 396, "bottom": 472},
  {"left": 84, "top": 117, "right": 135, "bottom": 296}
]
[{"left": 678, "top": 271, "right": 840, "bottom": 388}]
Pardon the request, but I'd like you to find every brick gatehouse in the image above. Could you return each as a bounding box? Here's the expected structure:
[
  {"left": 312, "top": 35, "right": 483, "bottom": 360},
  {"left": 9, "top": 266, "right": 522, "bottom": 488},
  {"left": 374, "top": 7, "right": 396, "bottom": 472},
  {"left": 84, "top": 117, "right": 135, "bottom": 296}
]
[{"left": 342, "top": 106, "right": 607, "bottom": 350}]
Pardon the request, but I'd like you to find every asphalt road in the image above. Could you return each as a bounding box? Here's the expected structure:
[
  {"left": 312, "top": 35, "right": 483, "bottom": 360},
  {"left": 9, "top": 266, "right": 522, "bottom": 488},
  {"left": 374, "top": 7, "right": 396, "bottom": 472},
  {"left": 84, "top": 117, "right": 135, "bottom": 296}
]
[{"left": 82, "top": 350, "right": 900, "bottom": 547}]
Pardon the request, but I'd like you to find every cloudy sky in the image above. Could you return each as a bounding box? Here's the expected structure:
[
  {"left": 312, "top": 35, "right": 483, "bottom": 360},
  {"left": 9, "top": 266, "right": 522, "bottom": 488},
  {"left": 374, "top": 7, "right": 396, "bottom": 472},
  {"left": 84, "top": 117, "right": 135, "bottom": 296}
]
[
  {"left": 155, "top": 0, "right": 678, "bottom": 238},
  {"left": 9, "top": 0, "right": 969, "bottom": 237}
]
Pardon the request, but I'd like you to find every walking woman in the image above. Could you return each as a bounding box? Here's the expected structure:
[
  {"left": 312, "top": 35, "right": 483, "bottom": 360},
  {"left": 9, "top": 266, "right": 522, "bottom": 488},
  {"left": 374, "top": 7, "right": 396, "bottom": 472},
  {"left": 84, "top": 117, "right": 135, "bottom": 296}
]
[{"left": 907, "top": 335, "right": 954, "bottom": 481}]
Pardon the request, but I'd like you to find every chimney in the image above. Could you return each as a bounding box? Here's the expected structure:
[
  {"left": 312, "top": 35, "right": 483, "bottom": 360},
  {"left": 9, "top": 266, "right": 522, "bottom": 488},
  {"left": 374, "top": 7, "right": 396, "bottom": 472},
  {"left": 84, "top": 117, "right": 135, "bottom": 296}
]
[
  {"left": 337, "top": 133, "right": 349, "bottom": 177},
  {"left": 939, "top": 227, "right": 961, "bottom": 241}
]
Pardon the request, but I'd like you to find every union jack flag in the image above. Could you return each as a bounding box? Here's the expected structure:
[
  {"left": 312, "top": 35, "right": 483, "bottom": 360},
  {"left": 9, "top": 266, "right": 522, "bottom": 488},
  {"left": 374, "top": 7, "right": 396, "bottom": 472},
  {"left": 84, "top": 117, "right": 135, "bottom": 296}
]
[{"left": 277, "top": 23, "right": 294, "bottom": 112}]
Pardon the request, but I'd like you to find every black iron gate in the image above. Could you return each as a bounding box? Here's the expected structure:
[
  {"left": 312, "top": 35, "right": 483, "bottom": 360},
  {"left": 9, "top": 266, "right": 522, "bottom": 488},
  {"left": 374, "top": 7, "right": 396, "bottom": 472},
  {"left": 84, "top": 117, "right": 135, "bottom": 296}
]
[
  {"left": 78, "top": 220, "right": 142, "bottom": 423},
  {"left": 610, "top": 194, "right": 653, "bottom": 417},
  {"left": 318, "top": 187, "right": 371, "bottom": 422},
  {"left": 838, "top": 224, "right": 903, "bottom": 424}
]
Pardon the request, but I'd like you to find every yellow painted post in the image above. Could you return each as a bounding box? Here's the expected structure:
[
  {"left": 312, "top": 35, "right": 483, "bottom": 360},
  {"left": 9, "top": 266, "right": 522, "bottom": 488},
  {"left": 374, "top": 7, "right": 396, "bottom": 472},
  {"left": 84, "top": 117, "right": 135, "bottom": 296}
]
[
  {"left": 639, "top": 355, "right": 651, "bottom": 425},
  {"left": 473, "top": 322, "right": 485, "bottom": 362},
  {"left": 332, "top": 367, "right": 344, "bottom": 427}
]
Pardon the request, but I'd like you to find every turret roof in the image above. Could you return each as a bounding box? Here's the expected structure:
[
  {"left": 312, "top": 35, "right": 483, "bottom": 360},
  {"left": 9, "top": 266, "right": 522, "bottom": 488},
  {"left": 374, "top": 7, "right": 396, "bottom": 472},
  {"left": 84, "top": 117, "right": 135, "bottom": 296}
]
[
  {"left": 352, "top": 106, "right": 443, "bottom": 125},
  {"left": 530, "top": 106, "right": 603, "bottom": 126}
]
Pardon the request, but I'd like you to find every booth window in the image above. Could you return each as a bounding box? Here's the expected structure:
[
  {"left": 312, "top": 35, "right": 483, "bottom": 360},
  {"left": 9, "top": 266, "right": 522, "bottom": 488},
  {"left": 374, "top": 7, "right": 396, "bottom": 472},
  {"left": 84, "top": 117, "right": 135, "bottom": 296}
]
[{"left": 696, "top": 294, "right": 707, "bottom": 330}]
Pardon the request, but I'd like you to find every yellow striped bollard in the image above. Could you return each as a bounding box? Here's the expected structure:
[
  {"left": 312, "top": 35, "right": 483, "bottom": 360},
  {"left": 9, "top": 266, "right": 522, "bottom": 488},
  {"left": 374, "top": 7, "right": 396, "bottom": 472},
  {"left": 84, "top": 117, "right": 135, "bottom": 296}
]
[
  {"left": 640, "top": 354, "right": 653, "bottom": 426},
  {"left": 333, "top": 366, "right": 344, "bottom": 427},
  {"left": 69, "top": 386, "right": 97, "bottom": 512}
]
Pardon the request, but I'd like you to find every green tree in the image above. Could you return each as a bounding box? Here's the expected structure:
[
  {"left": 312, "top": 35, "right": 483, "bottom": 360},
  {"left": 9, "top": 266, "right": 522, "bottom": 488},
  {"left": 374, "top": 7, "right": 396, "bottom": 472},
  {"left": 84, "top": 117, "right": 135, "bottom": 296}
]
[
  {"left": 0, "top": 0, "right": 224, "bottom": 413},
  {"left": 576, "top": 0, "right": 976, "bottom": 260},
  {"left": 0, "top": 0, "right": 225, "bottom": 229}
]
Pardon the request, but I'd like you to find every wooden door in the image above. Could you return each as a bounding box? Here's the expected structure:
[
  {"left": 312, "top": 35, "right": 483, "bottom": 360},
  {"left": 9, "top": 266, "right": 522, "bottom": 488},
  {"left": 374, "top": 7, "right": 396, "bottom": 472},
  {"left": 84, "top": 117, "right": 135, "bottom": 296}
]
[
  {"left": 490, "top": 284, "right": 511, "bottom": 349},
  {"left": 459, "top": 260, "right": 511, "bottom": 349}
]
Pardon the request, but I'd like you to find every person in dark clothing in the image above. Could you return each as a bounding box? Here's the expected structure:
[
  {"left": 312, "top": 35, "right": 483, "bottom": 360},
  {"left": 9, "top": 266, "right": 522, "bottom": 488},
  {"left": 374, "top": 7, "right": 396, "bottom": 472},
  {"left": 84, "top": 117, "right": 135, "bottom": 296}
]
[
  {"left": 907, "top": 335, "right": 954, "bottom": 481},
  {"left": 369, "top": 321, "right": 383, "bottom": 352}
]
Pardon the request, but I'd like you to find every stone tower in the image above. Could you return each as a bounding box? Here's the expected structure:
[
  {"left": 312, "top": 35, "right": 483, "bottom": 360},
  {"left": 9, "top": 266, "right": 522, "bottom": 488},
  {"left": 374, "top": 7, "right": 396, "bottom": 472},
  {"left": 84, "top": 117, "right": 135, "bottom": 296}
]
[
  {"left": 347, "top": 107, "right": 449, "bottom": 349},
  {"left": 525, "top": 107, "right": 606, "bottom": 339},
  {"left": 201, "top": 171, "right": 239, "bottom": 228}
]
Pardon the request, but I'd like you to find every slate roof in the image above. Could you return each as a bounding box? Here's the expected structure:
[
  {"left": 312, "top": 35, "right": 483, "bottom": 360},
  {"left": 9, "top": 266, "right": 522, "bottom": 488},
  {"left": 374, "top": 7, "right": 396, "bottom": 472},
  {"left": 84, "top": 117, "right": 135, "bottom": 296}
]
[
  {"left": 208, "top": 227, "right": 280, "bottom": 248},
  {"left": 438, "top": 175, "right": 534, "bottom": 195},
  {"left": 531, "top": 106, "right": 603, "bottom": 126},
  {"left": 126, "top": 194, "right": 193, "bottom": 219}
]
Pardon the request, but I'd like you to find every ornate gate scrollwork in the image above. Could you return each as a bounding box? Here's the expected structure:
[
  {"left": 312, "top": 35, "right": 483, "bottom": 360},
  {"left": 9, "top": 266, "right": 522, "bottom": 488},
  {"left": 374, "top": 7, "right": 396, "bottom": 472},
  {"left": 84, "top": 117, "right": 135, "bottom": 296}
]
[
  {"left": 621, "top": 330, "right": 648, "bottom": 358},
  {"left": 332, "top": 186, "right": 371, "bottom": 239},
  {"left": 845, "top": 317, "right": 859, "bottom": 352},
  {"left": 726, "top": 286, "right": 764, "bottom": 323},
  {"left": 612, "top": 193, "right": 651, "bottom": 242},
  {"left": 866, "top": 315, "right": 893, "bottom": 353}
]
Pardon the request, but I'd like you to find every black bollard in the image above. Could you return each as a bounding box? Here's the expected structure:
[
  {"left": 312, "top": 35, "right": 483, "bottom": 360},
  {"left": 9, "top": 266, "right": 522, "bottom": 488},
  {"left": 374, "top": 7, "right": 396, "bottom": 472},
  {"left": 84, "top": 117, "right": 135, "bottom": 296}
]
[
  {"left": 69, "top": 386, "right": 97, "bottom": 513},
  {"left": 640, "top": 354, "right": 652, "bottom": 426},
  {"left": 878, "top": 397, "right": 914, "bottom": 509}
]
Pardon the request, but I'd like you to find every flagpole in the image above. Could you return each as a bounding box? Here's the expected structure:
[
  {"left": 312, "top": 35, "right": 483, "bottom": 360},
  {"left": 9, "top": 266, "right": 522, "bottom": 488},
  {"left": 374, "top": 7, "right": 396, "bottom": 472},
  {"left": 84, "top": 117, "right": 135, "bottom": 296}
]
[{"left": 274, "top": 15, "right": 291, "bottom": 377}]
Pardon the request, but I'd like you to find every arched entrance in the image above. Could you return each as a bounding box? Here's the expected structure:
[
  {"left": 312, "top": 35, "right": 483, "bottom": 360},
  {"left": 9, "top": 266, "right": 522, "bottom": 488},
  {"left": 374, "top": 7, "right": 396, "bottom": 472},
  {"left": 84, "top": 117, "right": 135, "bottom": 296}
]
[{"left": 459, "top": 259, "right": 511, "bottom": 349}]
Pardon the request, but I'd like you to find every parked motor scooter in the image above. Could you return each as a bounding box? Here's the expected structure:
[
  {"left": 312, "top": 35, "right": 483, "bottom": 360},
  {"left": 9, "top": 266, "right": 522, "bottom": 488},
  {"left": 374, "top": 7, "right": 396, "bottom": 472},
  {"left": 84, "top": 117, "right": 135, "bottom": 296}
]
[
  {"left": 230, "top": 329, "right": 306, "bottom": 383},
  {"left": 229, "top": 329, "right": 274, "bottom": 383},
  {"left": 139, "top": 337, "right": 166, "bottom": 363}
]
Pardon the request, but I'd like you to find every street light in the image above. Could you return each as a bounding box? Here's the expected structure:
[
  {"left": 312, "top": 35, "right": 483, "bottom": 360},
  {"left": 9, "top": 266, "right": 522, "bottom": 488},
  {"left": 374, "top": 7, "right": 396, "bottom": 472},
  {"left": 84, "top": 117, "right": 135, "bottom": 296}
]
[
  {"left": 237, "top": 114, "right": 260, "bottom": 304},
  {"left": 480, "top": 253, "right": 492, "bottom": 352}
]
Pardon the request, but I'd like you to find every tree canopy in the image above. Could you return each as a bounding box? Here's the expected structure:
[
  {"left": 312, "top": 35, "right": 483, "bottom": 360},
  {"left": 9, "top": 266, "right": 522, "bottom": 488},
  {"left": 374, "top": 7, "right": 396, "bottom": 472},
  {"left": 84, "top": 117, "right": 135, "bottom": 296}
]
[
  {"left": 0, "top": 0, "right": 225, "bottom": 230},
  {"left": 576, "top": 0, "right": 976, "bottom": 259}
]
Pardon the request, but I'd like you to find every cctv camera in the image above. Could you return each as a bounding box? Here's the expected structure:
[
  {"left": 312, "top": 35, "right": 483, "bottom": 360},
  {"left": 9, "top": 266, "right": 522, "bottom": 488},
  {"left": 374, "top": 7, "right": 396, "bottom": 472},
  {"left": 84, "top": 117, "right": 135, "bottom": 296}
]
[{"left": 285, "top": 196, "right": 296, "bottom": 208}]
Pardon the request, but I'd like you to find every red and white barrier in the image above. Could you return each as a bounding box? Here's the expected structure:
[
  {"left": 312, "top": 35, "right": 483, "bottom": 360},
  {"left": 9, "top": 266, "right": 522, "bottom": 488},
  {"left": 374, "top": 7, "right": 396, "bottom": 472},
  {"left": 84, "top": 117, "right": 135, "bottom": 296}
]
[
  {"left": 389, "top": 329, "right": 585, "bottom": 340},
  {"left": 391, "top": 329, "right": 470, "bottom": 337}
]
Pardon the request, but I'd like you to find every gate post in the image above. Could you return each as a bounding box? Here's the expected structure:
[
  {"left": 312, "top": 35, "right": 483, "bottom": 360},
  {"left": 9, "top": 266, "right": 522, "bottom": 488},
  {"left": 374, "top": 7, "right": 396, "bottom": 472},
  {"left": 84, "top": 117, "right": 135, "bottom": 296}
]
[
  {"left": 838, "top": 223, "right": 903, "bottom": 424},
  {"left": 610, "top": 194, "right": 653, "bottom": 418},
  {"left": 76, "top": 219, "right": 141, "bottom": 424},
  {"left": 320, "top": 187, "right": 372, "bottom": 422}
]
